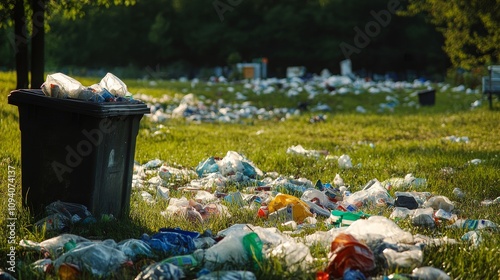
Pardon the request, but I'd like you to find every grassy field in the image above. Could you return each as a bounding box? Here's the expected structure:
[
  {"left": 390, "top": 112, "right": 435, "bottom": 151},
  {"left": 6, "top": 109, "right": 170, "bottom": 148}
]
[{"left": 0, "top": 71, "right": 499, "bottom": 279}]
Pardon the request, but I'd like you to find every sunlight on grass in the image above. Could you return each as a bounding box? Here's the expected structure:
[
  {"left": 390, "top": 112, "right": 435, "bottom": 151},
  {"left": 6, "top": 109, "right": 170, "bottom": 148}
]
[{"left": 0, "top": 72, "right": 499, "bottom": 279}]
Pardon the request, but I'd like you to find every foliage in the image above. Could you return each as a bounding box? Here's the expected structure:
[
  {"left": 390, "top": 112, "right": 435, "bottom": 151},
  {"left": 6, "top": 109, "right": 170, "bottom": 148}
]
[
  {"left": 402, "top": 0, "right": 500, "bottom": 69},
  {"left": 1, "top": 0, "right": 450, "bottom": 78}
]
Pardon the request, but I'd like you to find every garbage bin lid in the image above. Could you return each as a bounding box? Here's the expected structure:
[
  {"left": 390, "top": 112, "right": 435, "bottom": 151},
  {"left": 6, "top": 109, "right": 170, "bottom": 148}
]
[{"left": 8, "top": 89, "right": 150, "bottom": 117}]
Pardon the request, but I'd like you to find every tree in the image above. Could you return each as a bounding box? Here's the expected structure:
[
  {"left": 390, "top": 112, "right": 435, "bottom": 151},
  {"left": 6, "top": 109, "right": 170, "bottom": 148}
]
[
  {"left": 0, "top": 0, "right": 136, "bottom": 89},
  {"left": 402, "top": 0, "right": 500, "bottom": 69}
]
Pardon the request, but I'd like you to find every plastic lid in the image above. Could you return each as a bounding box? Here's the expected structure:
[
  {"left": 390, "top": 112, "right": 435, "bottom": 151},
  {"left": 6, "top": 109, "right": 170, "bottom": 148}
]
[{"left": 8, "top": 89, "right": 150, "bottom": 118}]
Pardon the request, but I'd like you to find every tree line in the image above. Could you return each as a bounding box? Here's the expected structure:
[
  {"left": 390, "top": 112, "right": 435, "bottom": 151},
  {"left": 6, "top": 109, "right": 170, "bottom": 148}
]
[{"left": 1, "top": 0, "right": 498, "bottom": 88}]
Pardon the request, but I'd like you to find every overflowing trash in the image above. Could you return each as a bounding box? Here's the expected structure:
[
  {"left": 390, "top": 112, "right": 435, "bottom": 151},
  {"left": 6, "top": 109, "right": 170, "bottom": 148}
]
[
  {"left": 41, "top": 72, "right": 139, "bottom": 103},
  {"left": 17, "top": 149, "right": 499, "bottom": 280}
]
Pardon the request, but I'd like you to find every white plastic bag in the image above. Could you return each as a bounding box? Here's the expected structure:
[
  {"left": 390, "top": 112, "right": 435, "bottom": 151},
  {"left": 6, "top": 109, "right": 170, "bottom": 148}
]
[
  {"left": 99, "top": 72, "right": 131, "bottom": 97},
  {"left": 41, "top": 73, "right": 85, "bottom": 99}
]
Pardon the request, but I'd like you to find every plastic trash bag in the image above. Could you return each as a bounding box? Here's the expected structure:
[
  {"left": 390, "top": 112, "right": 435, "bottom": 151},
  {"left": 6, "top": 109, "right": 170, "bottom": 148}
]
[
  {"left": 196, "top": 231, "right": 262, "bottom": 271},
  {"left": 116, "top": 239, "right": 154, "bottom": 260},
  {"left": 345, "top": 216, "right": 414, "bottom": 244},
  {"left": 34, "top": 201, "right": 94, "bottom": 231},
  {"left": 268, "top": 241, "right": 314, "bottom": 272},
  {"left": 382, "top": 247, "right": 423, "bottom": 269},
  {"left": 99, "top": 72, "right": 131, "bottom": 97},
  {"left": 134, "top": 261, "right": 185, "bottom": 280},
  {"left": 41, "top": 72, "right": 85, "bottom": 99},
  {"left": 54, "top": 242, "right": 128, "bottom": 277}
]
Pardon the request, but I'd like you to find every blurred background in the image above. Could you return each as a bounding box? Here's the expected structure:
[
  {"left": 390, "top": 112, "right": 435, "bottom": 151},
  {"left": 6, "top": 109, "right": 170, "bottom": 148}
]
[{"left": 0, "top": 0, "right": 498, "bottom": 89}]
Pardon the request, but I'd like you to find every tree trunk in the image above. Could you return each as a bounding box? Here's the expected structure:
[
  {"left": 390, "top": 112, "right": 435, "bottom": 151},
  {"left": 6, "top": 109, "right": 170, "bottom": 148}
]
[
  {"left": 31, "top": 0, "right": 46, "bottom": 89},
  {"left": 14, "top": 0, "right": 29, "bottom": 89}
]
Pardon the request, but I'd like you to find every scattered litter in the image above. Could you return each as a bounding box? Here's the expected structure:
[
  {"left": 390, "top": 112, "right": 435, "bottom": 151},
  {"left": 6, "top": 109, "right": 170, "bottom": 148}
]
[{"left": 443, "top": 135, "right": 469, "bottom": 143}]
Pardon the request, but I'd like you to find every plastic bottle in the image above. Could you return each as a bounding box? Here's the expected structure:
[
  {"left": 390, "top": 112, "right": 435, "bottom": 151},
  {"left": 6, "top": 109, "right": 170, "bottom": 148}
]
[
  {"left": 242, "top": 232, "right": 264, "bottom": 264},
  {"left": 164, "top": 254, "right": 198, "bottom": 269},
  {"left": 451, "top": 219, "right": 497, "bottom": 230}
]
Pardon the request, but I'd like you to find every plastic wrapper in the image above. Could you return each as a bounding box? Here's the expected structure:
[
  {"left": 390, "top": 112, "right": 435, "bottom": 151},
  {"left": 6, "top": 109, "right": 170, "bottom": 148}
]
[
  {"left": 346, "top": 216, "right": 414, "bottom": 244},
  {"left": 267, "top": 193, "right": 313, "bottom": 223}
]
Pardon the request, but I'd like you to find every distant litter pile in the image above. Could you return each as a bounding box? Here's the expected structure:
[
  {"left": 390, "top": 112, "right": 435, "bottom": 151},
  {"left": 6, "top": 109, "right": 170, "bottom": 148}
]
[{"left": 136, "top": 75, "right": 482, "bottom": 124}]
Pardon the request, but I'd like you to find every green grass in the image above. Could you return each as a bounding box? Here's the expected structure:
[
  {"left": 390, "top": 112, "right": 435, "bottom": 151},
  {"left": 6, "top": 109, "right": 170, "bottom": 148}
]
[{"left": 1, "top": 71, "right": 499, "bottom": 279}]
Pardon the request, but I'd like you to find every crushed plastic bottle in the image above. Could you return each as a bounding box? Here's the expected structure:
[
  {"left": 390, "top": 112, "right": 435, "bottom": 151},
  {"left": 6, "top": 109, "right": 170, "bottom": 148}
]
[
  {"left": 434, "top": 209, "right": 456, "bottom": 223},
  {"left": 327, "top": 233, "right": 375, "bottom": 278},
  {"left": 164, "top": 254, "right": 198, "bottom": 269}
]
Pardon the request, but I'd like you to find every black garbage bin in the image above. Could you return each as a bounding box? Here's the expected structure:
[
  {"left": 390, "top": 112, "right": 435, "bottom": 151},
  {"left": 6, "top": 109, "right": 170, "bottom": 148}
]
[
  {"left": 8, "top": 89, "right": 150, "bottom": 218},
  {"left": 417, "top": 89, "right": 436, "bottom": 106}
]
